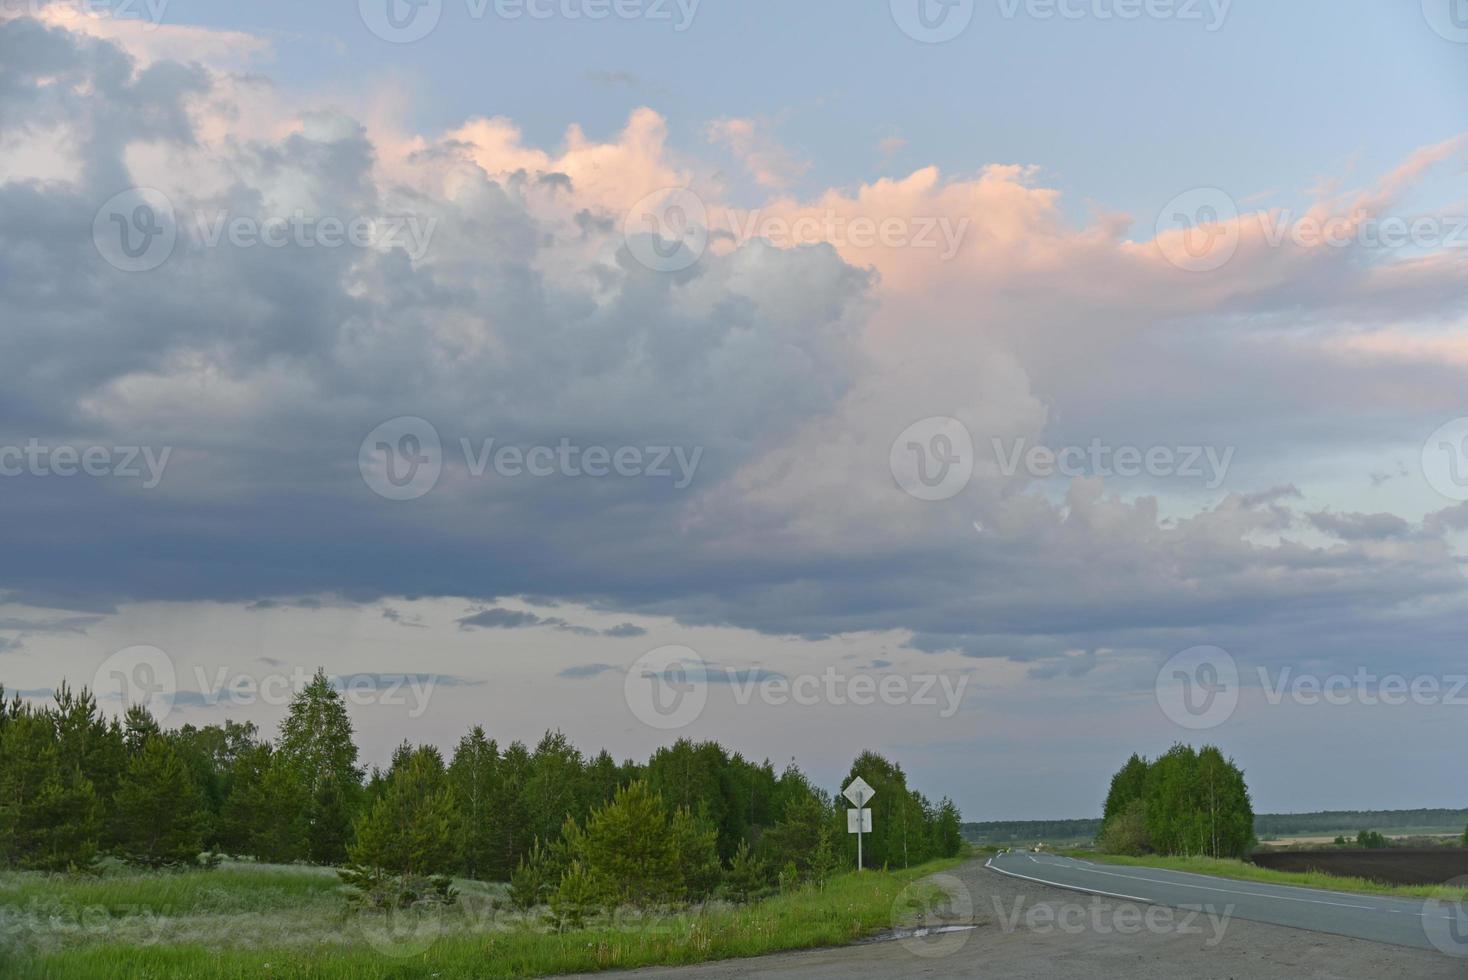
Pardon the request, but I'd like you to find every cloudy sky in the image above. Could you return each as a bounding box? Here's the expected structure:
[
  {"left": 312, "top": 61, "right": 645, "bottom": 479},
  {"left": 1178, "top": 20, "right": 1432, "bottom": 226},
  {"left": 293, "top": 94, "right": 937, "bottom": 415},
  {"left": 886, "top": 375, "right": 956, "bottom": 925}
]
[{"left": 2, "top": 0, "right": 1467, "bottom": 820}]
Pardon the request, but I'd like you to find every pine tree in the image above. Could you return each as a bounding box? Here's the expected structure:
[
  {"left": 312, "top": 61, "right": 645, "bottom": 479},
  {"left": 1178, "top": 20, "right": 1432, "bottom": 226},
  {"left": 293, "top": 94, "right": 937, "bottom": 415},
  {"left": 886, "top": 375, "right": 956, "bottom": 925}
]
[
  {"left": 0, "top": 706, "right": 55, "bottom": 868},
  {"left": 112, "top": 734, "right": 207, "bottom": 867},
  {"left": 219, "top": 743, "right": 308, "bottom": 863},
  {"left": 346, "top": 745, "right": 460, "bottom": 879},
  {"left": 668, "top": 806, "right": 722, "bottom": 902},
  {"left": 548, "top": 861, "right": 600, "bottom": 931},
  {"left": 723, "top": 840, "right": 767, "bottom": 902},
  {"left": 580, "top": 780, "right": 676, "bottom": 908}
]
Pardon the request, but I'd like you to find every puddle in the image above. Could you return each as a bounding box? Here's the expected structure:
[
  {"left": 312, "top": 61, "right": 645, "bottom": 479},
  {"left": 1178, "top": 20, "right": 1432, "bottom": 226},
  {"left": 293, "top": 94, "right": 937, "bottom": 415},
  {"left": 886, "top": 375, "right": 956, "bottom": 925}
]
[{"left": 860, "top": 924, "right": 978, "bottom": 944}]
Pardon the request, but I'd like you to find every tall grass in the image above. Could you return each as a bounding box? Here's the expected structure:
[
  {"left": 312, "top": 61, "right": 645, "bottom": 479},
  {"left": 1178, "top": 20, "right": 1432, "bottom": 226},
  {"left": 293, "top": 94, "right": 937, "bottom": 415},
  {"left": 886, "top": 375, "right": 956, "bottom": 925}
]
[{"left": 3, "top": 858, "right": 964, "bottom": 979}]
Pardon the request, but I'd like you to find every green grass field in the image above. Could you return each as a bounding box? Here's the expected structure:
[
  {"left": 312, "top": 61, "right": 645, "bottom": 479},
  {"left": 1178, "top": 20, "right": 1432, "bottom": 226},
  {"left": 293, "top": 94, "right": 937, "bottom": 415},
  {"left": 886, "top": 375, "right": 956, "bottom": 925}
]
[
  {"left": 1066, "top": 852, "right": 1468, "bottom": 901},
  {"left": 1, "top": 857, "right": 966, "bottom": 979}
]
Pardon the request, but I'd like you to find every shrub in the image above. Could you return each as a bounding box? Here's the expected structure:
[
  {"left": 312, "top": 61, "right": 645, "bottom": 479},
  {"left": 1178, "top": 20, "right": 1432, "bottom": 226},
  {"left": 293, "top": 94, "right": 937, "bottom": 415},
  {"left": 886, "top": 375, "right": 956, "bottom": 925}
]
[
  {"left": 1099, "top": 798, "right": 1151, "bottom": 856},
  {"left": 548, "top": 861, "right": 600, "bottom": 931}
]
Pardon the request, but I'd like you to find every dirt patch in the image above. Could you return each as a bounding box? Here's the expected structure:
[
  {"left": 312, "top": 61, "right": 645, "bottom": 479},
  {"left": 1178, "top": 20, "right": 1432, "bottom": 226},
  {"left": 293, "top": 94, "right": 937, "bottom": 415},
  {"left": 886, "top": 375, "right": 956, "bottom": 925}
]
[{"left": 1252, "top": 848, "right": 1468, "bottom": 885}]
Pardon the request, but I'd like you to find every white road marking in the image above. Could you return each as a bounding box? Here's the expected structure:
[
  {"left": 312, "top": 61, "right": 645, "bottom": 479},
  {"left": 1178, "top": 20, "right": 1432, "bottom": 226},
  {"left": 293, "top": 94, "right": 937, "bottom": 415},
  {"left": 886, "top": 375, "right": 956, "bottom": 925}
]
[{"left": 986, "top": 856, "right": 1152, "bottom": 904}]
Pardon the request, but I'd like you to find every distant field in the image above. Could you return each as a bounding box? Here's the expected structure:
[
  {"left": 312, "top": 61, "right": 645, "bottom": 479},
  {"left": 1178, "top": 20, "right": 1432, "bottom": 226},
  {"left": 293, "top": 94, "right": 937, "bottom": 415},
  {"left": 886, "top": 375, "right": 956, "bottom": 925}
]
[
  {"left": 0, "top": 857, "right": 965, "bottom": 979},
  {"left": 1252, "top": 848, "right": 1468, "bottom": 886}
]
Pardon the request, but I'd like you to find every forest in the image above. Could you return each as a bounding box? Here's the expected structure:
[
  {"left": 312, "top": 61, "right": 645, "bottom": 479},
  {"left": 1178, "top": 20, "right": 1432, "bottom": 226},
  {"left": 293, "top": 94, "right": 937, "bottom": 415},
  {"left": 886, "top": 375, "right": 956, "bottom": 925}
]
[{"left": 0, "top": 672, "right": 963, "bottom": 913}]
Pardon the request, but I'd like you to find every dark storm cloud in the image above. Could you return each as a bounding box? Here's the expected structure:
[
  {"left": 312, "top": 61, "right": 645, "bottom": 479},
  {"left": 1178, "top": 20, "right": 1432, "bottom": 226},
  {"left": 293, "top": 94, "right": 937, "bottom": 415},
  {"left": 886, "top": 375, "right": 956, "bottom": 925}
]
[{"left": 3, "top": 13, "right": 1468, "bottom": 690}]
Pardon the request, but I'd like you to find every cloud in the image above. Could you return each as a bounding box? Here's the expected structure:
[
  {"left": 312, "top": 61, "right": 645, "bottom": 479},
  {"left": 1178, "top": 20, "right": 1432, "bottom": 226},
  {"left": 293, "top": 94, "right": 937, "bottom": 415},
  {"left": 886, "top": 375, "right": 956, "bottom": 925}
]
[
  {"left": 458, "top": 608, "right": 547, "bottom": 630},
  {"left": 457, "top": 607, "right": 644, "bottom": 638},
  {"left": 707, "top": 116, "right": 808, "bottom": 190},
  {"left": 1308, "top": 510, "right": 1412, "bottom": 541},
  {"left": 2, "top": 14, "right": 1468, "bottom": 693},
  {"left": 559, "top": 663, "right": 620, "bottom": 678}
]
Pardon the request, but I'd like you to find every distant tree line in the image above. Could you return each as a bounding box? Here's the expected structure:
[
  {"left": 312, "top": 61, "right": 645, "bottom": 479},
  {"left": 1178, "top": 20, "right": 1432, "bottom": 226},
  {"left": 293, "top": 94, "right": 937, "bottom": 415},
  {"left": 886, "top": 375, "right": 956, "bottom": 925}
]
[
  {"left": 0, "top": 675, "right": 963, "bottom": 908},
  {"left": 1098, "top": 745, "right": 1254, "bottom": 859},
  {"left": 1255, "top": 809, "right": 1468, "bottom": 837},
  {"left": 962, "top": 818, "right": 1102, "bottom": 844},
  {"left": 967, "top": 809, "right": 1468, "bottom": 846}
]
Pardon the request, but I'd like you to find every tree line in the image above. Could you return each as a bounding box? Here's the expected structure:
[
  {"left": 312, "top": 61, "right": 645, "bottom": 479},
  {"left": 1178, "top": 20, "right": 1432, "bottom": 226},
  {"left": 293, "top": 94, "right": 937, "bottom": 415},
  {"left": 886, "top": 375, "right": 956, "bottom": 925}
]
[
  {"left": 1256, "top": 808, "right": 1468, "bottom": 837},
  {"left": 0, "top": 673, "right": 963, "bottom": 908},
  {"left": 1098, "top": 744, "right": 1254, "bottom": 859}
]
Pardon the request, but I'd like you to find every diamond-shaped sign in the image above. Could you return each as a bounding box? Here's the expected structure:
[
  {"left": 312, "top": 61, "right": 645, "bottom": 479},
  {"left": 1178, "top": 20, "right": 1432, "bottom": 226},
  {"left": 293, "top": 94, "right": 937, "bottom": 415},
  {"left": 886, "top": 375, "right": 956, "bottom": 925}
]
[{"left": 843, "top": 777, "right": 875, "bottom": 807}]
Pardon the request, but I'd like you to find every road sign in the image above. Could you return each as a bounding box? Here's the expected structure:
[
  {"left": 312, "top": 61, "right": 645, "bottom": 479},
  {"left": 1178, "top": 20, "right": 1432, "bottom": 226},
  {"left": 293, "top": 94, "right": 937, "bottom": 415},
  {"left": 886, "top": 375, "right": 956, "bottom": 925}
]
[
  {"left": 843, "top": 777, "right": 875, "bottom": 807},
  {"left": 843, "top": 777, "right": 875, "bottom": 871}
]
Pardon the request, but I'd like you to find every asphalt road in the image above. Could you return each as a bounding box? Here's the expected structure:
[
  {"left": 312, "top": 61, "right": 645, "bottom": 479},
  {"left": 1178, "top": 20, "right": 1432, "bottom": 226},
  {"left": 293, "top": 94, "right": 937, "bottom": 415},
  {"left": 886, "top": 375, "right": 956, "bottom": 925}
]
[
  {"left": 575, "top": 855, "right": 1465, "bottom": 979},
  {"left": 987, "top": 850, "right": 1464, "bottom": 953}
]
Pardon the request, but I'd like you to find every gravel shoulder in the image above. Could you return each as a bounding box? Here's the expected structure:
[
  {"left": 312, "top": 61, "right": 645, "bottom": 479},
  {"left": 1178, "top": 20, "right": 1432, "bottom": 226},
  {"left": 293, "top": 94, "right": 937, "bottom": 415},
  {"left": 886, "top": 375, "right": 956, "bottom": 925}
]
[{"left": 571, "top": 856, "right": 1464, "bottom": 979}]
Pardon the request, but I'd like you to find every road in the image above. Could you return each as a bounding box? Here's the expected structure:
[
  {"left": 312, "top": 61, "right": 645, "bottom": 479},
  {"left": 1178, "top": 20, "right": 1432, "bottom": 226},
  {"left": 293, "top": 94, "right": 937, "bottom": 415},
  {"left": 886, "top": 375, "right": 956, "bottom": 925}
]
[
  {"left": 987, "top": 849, "right": 1460, "bottom": 952},
  {"left": 574, "top": 855, "right": 1465, "bottom": 979}
]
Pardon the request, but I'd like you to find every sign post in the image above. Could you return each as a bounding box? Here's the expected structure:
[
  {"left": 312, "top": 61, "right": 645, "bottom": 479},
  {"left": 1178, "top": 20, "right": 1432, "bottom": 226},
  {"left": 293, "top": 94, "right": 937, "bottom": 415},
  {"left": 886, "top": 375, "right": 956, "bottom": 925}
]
[{"left": 843, "top": 777, "right": 876, "bottom": 871}]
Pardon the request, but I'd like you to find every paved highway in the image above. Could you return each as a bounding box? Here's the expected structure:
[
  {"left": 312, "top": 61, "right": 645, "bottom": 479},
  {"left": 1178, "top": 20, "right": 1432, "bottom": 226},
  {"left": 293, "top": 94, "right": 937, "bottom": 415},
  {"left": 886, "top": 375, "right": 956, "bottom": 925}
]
[
  {"left": 987, "top": 850, "right": 1463, "bottom": 953},
  {"left": 578, "top": 855, "right": 1463, "bottom": 979}
]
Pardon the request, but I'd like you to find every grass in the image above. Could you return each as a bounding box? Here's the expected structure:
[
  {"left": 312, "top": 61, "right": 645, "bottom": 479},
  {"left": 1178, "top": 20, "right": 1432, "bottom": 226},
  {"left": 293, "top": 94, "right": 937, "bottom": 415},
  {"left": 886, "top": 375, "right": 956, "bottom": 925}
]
[
  {"left": 2, "top": 857, "right": 966, "bottom": 979},
  {"left": 1063, "top": 851, "right": 1468, "bottom": 901}
]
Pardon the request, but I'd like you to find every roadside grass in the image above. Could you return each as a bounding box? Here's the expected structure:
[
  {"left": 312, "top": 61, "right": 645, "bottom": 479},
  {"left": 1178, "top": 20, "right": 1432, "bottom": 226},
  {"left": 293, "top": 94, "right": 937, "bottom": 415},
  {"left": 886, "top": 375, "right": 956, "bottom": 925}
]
[
  {"left": 0, "top": 860, "right": 344, "bottom": 917},
  {"left": 1063, "top": 851, "right": 1468, "bottom": 901},
  {"left": 5, "top": 857, "right": 966, "bottom": 979}
]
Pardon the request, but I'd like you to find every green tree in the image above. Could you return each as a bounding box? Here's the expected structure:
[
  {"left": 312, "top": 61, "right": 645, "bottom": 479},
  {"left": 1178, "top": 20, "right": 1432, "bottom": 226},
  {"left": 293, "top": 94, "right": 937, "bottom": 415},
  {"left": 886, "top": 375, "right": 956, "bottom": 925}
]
[
  {"left": 218, "top": 743, "right": 308, "bottom": 863},
  {"left": 580, "top": 780, "right": 676, "bottom": 908},
  {"left": 112, "top": 734, "right": 207, "bottom": 867},
  {"left": 347, "top": 744, "right": 460, "bottom": 877},
  {"left": 1099, "top": 798, "right": 1151, "bottom": 855},
  {"left": 1102, "top": 753, "right": 1150, "bottom": 825},
  {"left": 548, "top": 860, "right": 600, "bottom": 931},
  {"left": 762, "top": 791, "right": 830, "bottom": 877},
  {"left": 934, "top": 798, "right": 964, "bottom": 857},
  {"left": 1356, "top": 829, "right": 1388, "bottom": 849},
  {"left": 342, "top": 744, "right": 460, "bottom": 909},
  {"left": 277, "top": 669, "right": 364, "bottom": 864},
  {"left": 523, "top": 731, "right": 587, "bottom": 848},
  {"left": 447, "top": 726, "right": 502, "bottom": 880},
  {"left": 723, "top": 840, "right": 767, "bottom": 903},
  {"left": 668, "top": 805, "right": 722, "bottom": 902}
]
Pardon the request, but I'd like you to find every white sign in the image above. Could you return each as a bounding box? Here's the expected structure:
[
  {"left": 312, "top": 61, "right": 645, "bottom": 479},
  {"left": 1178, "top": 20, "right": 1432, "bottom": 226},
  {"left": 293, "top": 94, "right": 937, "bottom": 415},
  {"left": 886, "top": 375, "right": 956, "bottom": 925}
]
[
  {"left": 843, "top": 777, "right": 876, "bottom": 807},
  {"left": 847, "top": 808, "right": 873, "bottom": 834}
]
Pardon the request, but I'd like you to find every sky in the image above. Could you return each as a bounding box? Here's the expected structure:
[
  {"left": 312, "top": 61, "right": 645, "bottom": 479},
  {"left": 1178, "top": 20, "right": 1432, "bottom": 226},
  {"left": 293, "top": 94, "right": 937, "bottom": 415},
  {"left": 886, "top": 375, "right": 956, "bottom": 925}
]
[{"left": 1, "top": 0, "right": 1467, "bottom": 820}]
